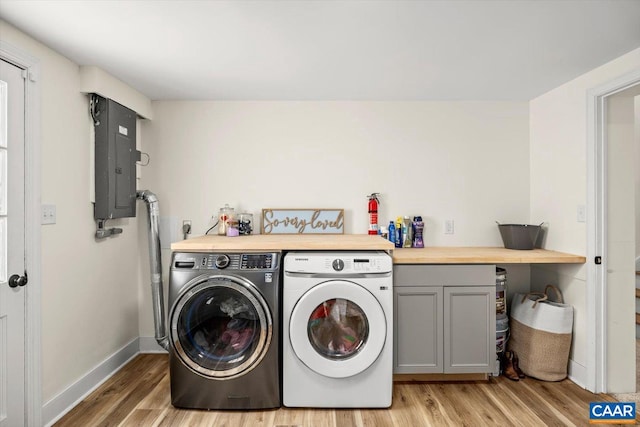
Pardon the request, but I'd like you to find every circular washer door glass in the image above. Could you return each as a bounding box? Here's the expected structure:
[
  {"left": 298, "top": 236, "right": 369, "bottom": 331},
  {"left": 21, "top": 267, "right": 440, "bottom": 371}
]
[
  {"left": 171, "top": 276, "right": 271, "bottom": 379},
  {"left": 307, "top": 298, "right": 369, "bottom": 360},
  {"left": 289, "top": 280, "right": 386, "bottom": 378}
]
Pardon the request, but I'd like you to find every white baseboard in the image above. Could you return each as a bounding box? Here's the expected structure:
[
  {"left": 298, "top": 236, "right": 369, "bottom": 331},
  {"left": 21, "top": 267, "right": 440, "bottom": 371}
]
[
  {"left": 567, "top": 358, "right": 587, "bottom": 389},
  {"left": 139, "top": 336, "right": 169, "bottom": 353},
  {"left": 42, "top": 337, "right": 140, "bottom": 427}
]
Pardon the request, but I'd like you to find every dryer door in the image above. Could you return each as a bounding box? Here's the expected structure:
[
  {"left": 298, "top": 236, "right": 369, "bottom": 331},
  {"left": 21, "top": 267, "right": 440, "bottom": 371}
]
[
  {"left": 170, "top": 275, "right": 272, "bottom": 379},
  {"left": 289, "top": 280, "right": 386, "bottom": 378}
]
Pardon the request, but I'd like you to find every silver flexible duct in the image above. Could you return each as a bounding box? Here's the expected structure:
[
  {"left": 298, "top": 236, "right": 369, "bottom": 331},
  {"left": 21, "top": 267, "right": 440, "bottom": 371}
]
[{"left": 137, "top": 190, "right": 169, "bottom": 350}]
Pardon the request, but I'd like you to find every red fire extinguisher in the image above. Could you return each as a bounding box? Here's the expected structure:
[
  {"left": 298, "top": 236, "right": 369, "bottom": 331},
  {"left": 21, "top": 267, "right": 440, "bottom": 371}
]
[{"left": 368, "top": 193, "right": 380, "bottom": 235}]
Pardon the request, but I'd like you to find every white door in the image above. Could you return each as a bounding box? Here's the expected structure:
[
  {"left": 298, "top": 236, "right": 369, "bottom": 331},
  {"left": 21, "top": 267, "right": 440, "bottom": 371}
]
[
  {"left": 289, "top": 280, "right": 386, "bottom": 378},
  {"left": 0, "top": 59, "right": 26, "bottom": 427}
]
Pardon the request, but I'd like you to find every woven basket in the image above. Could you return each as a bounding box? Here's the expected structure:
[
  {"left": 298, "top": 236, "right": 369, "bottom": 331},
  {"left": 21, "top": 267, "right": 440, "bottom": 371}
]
[{"left": 507, "top": 285, "right": 573, "bottom": 381}]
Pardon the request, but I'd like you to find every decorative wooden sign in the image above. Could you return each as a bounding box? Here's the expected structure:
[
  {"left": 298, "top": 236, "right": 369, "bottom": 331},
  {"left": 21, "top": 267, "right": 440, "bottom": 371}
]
[{"left": 261, "top": 209, "right": 344, "bottom": 234}]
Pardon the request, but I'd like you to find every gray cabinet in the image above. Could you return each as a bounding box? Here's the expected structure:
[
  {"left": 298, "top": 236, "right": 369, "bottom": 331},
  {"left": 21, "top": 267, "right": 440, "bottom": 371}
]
[
  {"left": 395, "top": 286, "right": 443, "bottom": 373},
  {"left": 394, "top": 265, "right": 495, "bottom": 374},
  {"left": 444, "top": 285, "right": 495, "bottom": 373}
]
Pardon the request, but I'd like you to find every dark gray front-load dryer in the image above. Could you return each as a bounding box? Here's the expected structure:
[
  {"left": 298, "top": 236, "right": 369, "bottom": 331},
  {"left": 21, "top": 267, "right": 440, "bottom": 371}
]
[{"left": 168, "top": 252, "right": 281, "bottom": 409}]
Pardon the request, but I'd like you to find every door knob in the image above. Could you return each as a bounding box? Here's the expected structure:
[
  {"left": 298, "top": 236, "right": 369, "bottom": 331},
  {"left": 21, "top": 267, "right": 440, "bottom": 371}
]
[{"left": 8, "top": 271, "right": 28, "bottom": 288}]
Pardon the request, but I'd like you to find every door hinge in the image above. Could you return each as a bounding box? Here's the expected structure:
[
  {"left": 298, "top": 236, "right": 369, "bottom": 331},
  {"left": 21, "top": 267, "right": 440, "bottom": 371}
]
[{"left": 594, "top": 256, "right": 602, "bottom": 265}]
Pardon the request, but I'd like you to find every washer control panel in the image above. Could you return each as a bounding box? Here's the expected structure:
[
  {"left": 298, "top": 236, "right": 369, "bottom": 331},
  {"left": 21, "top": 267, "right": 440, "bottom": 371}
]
[
  {"left": 350, "top": 256, "right": 385, "bottom": 272},
  {"left": 284, "top": 251, "right": 392, "bottom": 274},
  {"left": 214, "top": 254, "right": 230, "bottom": 269},
  {"left": 171, "top": 252, "right": 279, "bottom": 271},
  {"left": 241, "top": 253, "right": 274, "bottom": 269},
  {"left": 205, "top": 254, "right": 241, "bottom": 270}
]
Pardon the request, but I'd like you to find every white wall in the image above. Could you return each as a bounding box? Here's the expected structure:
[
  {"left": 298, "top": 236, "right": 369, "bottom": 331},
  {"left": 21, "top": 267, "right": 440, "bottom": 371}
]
[
  {"left": 144, "top": 101, "right": 530, "bottom": 237},
  {"left": 529, "top": 47, "right": 640, "bottom": 391},
  {"left": 138, "top": 100, "right": 530, "bottom": 338},
  {"left": 0, "top": 21, "right": 143, "bottom": 406}
]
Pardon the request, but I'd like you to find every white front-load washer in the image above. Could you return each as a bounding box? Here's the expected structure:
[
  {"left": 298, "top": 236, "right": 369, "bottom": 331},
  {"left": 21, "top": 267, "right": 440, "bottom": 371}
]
[{"left": 283, "top": 251, "right": 393, "bottom": 408}]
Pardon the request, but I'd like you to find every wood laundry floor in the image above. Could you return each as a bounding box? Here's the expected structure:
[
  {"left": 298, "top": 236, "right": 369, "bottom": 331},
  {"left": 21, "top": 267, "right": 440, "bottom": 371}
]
[
  {"left": 53, "top": 354, "right": 636, "bottom": 427},
  {"left": 611, "top": 338, "right": 640, "bottom": 407}
]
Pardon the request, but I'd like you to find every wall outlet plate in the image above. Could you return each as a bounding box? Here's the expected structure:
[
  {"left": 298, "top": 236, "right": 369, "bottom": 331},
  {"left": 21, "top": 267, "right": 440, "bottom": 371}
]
[
  {"left": 182, "top": 220, "right": 192, "bottom": 235},
  {"left": 42, "top": 204, "right": 56, "bottom": 225},
  {"left": 445, "top": 219, "right": 454, "bottom": 234}
]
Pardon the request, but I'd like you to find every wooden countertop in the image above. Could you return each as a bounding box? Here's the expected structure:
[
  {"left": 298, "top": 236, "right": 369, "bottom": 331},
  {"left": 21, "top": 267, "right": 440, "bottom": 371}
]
[
  {"left": 171, "top": 235, "right": 585, "bottom": 264},
  {"left": 392, "top": 247, "right": 586, "bottom": 264},
  {"left": 171, "top": 234, "right": 395, "bottom": 252}
]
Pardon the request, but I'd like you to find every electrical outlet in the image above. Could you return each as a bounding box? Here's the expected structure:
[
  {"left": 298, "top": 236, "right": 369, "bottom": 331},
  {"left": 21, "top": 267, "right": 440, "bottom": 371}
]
[
  {"left": 182, "top": 220, "right": 192, "bottom": 235},
  {"left": 445, "top": 219, "right": 454, "bottom": 235},
  {"left": 41, "top": 204, "right": 56, "bottom": 225}
]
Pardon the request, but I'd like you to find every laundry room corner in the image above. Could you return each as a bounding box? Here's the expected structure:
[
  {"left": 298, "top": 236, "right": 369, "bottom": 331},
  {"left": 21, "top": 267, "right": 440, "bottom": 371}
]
[
  {"left": 136, "top": 114, "right": 172, "bottom": 353},
  {"left": 0, "top": 21, "right": 158, "bottom": 426}
]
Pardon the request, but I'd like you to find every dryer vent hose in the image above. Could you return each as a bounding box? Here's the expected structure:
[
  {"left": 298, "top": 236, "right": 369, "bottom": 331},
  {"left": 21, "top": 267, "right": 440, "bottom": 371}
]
[{"left": 137, "top": 190, "right": 169, "bottom": 351}]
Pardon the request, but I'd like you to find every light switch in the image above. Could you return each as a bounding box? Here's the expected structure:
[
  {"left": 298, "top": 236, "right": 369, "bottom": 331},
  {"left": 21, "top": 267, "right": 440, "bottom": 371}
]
[{"left": 577, "top": 205, "right": 586, "bottom": 223}]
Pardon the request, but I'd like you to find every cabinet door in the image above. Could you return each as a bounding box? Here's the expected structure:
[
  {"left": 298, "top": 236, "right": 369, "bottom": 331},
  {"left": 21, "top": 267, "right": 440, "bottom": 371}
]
[
  {"left": 394, "top": 286, "right": 443, "bottom": 373},
  {"left": 444, "top": 286, "right": 495, "bottom": 374}
]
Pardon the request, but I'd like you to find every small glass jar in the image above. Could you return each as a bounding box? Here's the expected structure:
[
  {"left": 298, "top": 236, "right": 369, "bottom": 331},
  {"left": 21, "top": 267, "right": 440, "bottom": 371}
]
[
  {"left": 238, "top": 213, "right": 253, "bottom": 235},
  {"left": 218, "top": 204, "right": 234, "bottom": 235},
  {"left": 226, "top": 219, "right": 240, "bottom": 237}
]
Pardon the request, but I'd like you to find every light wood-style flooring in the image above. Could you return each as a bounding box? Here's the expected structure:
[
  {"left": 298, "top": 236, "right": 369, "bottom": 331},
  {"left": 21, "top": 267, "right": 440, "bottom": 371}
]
[{"left": 54, "top": 354, "right": 635, "bottom": 427}]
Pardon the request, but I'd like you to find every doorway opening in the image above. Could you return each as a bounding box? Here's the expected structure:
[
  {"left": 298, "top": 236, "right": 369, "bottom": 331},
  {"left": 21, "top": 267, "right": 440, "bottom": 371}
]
[{"left": 587, "top": 69, "right": 640, "bottom": 394}]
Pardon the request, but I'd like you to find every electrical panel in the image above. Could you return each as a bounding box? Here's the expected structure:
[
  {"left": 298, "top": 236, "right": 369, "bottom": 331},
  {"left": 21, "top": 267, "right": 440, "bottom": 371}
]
[{"left": 92, "top": 94, "right": 138, "bottom": 220}]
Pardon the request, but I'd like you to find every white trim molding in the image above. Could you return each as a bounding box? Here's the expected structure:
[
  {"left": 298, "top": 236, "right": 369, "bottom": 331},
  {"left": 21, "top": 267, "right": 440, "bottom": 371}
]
[
  {"left": 139, "top": 336, "right": 170, "bottom": 354},
  {"left": 42, "top": 337, "right": 167, "bottom": 426},
  {"left": 42, "top": 338, "right": 140, "bottom": 427},
  {"left": 586, "top": 68, "right": 640, "bottom": 393},
  {"left": 568, "top": 359, "right": 588, "bottom": 390},
  {"left": 0, "top": 40, "right": 42, "bottom": 427}
]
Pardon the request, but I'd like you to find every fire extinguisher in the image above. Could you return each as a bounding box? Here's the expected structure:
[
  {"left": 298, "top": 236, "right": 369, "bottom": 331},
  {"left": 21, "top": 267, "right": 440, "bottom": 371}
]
[{"left": 367, "top": 193, "right": 380, "bottom": 235}]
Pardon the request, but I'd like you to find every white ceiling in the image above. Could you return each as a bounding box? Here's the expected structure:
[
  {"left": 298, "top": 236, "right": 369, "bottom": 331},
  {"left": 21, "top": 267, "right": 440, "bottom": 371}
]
[{"left": 1, "top": 0, "right": 639, "bottom": 101}]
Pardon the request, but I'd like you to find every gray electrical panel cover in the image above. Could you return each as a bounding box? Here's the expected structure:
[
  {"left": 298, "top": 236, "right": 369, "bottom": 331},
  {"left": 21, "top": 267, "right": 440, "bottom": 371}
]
[{"left": 93, "top": 95, "right": 137, "bottom": 220}]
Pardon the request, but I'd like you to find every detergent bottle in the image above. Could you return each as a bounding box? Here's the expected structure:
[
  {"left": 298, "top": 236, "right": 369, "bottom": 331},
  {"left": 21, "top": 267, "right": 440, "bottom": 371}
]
[
  {"left": 395, "top": 217, "right": 403, "bottom": 248},
  {"left": 412, "top": 216, "right": 424, "bottom": 248},
  {"left": 388, "top": 221, "right": 396, "bottom": 245},
  {"left": 402, "top": 216, "right": 412, "bottom": 248}
]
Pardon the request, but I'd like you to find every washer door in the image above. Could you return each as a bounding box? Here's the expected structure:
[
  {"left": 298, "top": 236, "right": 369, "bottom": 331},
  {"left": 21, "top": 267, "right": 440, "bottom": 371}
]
[
  {"left": 170, "top": 275, "right": 272, "bottom": 379},
  {"left": 289, "top": 280, "right": 386, "bottom": 378}
]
